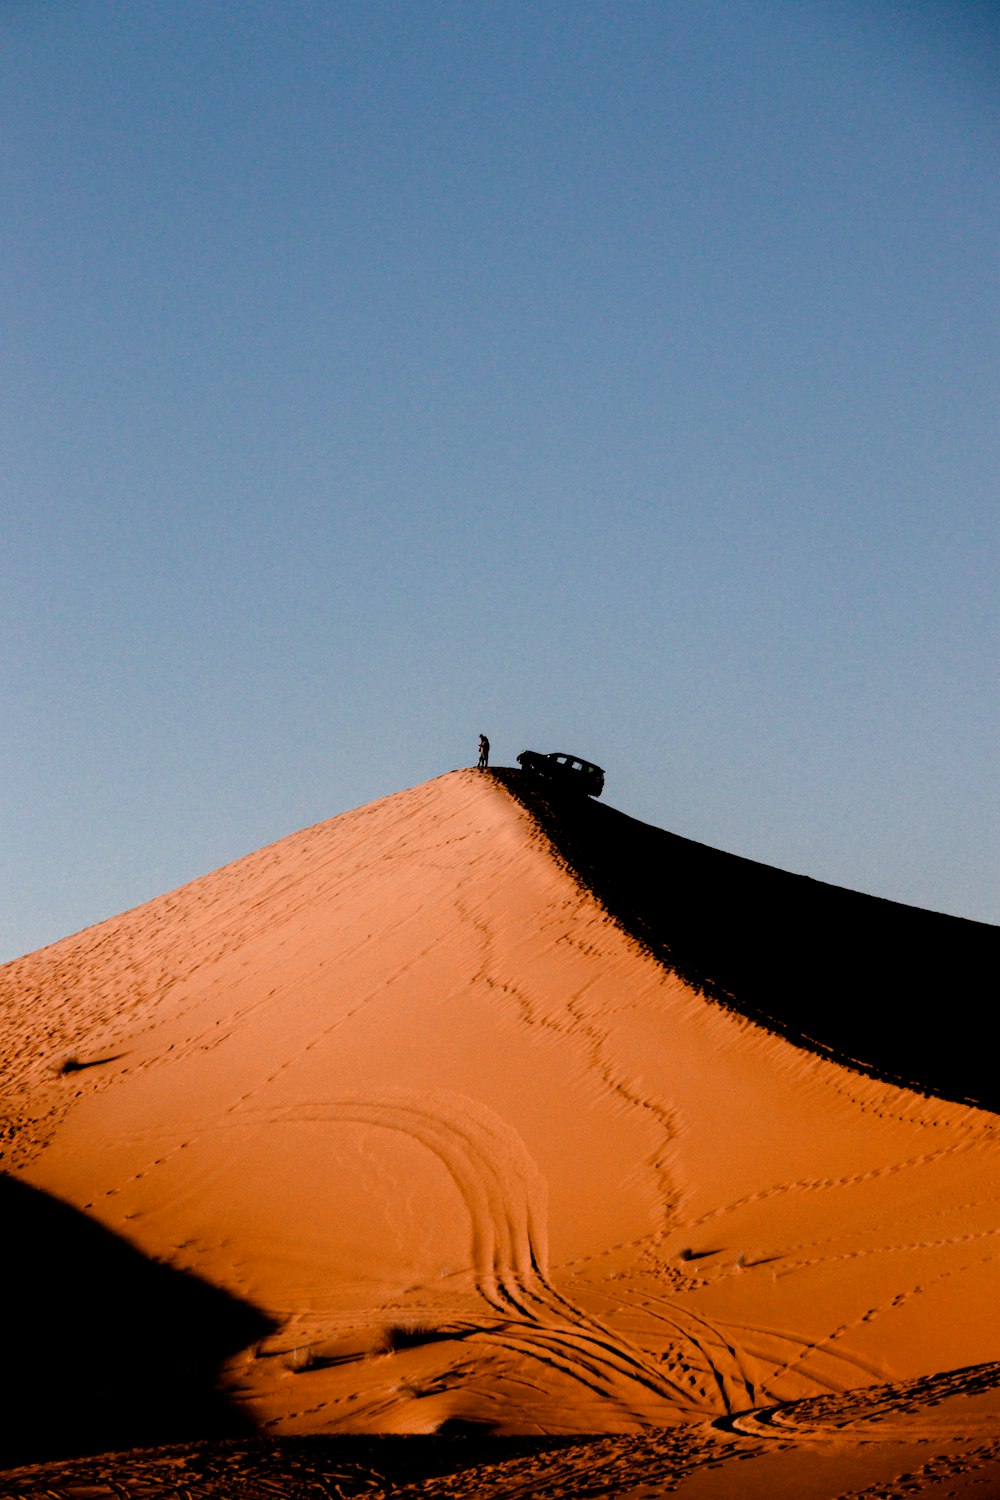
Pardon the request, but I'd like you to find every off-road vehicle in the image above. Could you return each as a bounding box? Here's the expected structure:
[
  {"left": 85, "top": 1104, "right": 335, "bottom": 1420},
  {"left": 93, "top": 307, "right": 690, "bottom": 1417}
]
[{"left": 516, "top": 750, "right": 605, "bottom": 798}]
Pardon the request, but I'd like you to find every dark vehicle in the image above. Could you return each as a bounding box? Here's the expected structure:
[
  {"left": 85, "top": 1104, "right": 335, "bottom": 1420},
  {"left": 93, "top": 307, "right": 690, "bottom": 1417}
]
[{"left": 516, "top": 750, "right": 605, "bottom": 798}]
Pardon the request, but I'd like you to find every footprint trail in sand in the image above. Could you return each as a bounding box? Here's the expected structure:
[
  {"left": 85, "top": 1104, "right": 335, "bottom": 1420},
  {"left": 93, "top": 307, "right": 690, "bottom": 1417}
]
[{"left": 5, "top": 768, "right": 999, "bottom": 1450}]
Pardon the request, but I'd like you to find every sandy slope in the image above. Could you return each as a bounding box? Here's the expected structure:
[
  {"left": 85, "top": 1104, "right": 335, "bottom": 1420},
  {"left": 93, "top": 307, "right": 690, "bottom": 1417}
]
[
  {"left": 4, "top": 1371, "right": 1000, "bottom": 1499},
  {"left": 2, "top": 769, "right": 999, "bottom": 1488}
]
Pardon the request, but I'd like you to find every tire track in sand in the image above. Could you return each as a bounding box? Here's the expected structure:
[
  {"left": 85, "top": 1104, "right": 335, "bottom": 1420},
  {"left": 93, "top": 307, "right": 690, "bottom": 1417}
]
[{"left": 240, "top": 1090, "right": 709, "bottom": 1418}]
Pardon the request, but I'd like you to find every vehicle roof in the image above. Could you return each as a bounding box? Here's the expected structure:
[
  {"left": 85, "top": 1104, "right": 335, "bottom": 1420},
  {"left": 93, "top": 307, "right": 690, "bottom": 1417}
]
[{"left": 547, "top": 752, "right": 604, "bottom": 773}]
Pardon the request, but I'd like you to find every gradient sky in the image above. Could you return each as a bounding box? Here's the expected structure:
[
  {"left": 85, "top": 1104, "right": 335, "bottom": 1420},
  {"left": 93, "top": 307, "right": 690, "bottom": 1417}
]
[{"left": 2, "top": 1, "right": 997, "bottom": 961}]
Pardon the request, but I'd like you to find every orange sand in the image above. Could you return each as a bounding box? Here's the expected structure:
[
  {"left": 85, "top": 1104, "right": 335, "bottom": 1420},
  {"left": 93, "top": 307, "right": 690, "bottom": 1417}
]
[{"left": 2, "top": 770, "right": 998, "bottom": 1494}]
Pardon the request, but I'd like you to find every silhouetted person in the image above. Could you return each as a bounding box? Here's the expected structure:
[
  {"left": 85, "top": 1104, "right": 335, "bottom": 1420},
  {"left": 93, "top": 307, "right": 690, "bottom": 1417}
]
[{"left": 478, "top": 734, "right": 490, "bottom": 769}]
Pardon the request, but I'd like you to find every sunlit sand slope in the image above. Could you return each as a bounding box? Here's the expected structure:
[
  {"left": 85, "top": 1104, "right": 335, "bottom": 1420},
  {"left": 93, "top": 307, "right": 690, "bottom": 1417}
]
[{"left": 3, "top": 769, "right": 999, "bottom": 1452}]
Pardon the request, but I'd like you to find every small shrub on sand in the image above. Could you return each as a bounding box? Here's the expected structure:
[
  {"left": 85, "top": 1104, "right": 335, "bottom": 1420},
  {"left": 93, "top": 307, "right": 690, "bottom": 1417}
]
[
  {"left": 288, "top": 1344, "right": 319, "bottom": 1372},
  {"left": 373, "top": 1322, "right": 435, "bottom": 1355}
]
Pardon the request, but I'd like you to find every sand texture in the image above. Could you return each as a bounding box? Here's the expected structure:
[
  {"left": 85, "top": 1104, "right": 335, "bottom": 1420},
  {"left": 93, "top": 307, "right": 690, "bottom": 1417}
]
[{"left": 2, "top": 768, "right": 998, "bottom": 1496}]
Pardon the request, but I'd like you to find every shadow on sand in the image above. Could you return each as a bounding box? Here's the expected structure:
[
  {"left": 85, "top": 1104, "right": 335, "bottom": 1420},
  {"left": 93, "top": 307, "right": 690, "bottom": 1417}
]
[
  {"left": 0, "top": 1175, "right": 276, "bottom": 1468},
  {"left": 497, "top": 769, "right": 1000, "bottom": 1114}
]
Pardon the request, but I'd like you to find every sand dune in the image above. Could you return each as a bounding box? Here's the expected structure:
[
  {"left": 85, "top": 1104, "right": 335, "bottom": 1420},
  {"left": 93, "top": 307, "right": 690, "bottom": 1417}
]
[{"left": 2, "top": 769, "right": 998, "bottom": 1494}]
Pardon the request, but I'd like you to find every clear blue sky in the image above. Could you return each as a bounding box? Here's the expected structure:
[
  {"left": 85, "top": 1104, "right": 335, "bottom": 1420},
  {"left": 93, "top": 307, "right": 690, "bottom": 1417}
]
[{"left": 2, "top": 1, "right": 997, "bottom": 960}]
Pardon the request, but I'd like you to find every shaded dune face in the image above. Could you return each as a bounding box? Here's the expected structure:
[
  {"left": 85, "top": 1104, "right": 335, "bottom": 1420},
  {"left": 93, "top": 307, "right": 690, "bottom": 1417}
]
[
  {"left": 495, "top": 768, "right": 1000, "bottom": 1112},
  {"left": 0, "top": 1175, "right": 274, "bottom": 1467},
  {"left": 2, "top": 769, "right": 999, "bottom": 1453}
]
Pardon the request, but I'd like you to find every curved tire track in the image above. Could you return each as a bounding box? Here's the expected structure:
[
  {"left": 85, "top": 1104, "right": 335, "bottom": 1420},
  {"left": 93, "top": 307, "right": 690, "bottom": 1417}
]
[{"left": 242, "top": 1090, "right": 708, "bottom": 1416}]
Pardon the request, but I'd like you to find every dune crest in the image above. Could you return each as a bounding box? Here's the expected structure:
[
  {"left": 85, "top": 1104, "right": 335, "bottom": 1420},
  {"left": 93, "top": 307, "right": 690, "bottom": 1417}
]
[{"left": 3, "top": 769, "right": 999, "bottom": 1456}]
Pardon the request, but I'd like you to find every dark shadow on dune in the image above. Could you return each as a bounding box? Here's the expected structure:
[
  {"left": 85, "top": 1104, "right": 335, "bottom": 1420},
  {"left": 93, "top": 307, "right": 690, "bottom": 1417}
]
[
  {"left": 0, "top": 1175, "right": 276, "bottom": 1469},
  {"left": 378, "top": 1322, "right": 464, "bottom": 1352},
  {"left": 434, "top": 1417, "right": 501, "bottom": 1436},
  {"left": 58, "top": 1053, "right": 125, "bottom": 1074},
  {"left": 495, "top": 769, "right": 1000, "bottom": 1115},
  {"left": 287, "top": 1323, "right": 499, "bottom": 1373}
]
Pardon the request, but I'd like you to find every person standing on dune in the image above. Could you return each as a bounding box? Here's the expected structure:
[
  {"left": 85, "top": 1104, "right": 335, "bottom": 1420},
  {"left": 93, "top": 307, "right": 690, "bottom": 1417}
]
[{"left": 478, "top": 734, "right": 490, "bottom": 769}]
